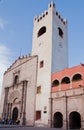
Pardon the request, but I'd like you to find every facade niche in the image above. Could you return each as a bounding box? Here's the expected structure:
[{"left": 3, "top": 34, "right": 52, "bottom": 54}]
[{"left": 14, "top": 75, "right": 19, "bottom": 84}]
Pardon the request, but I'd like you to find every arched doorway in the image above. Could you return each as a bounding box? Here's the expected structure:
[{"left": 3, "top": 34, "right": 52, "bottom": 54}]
[
  {"left": 69, "top": 111, "right": 81, "bottom": 129},
  {"left": 12, "top": 107, "right": 18, "bottom": 122},
  {"left": 53, "top": 112, "right": 63, "bottom": 128}
]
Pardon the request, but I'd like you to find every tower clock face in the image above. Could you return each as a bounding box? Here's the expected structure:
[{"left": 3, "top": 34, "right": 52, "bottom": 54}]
[
  {"left": 59, "top": 42, "right": 63, "bottom": 48},
  {"left": 39, "top": 41, "right": 44, "bottom": 47},
  {"left": 39, "top": 42, "right": 42, "bottom": 46}
]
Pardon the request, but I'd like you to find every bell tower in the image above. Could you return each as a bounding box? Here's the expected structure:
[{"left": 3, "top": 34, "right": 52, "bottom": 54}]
[{"left": 32, "top": 1, "right": 68, "bottom": 127}]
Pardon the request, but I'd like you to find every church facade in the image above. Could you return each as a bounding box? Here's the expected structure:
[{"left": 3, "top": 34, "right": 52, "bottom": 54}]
[
  {"left": 0, "top": 1, "right": 84, "bottom": 129},
  {"left": 1, "top": 55, "right": 38, "bottom": 125}
]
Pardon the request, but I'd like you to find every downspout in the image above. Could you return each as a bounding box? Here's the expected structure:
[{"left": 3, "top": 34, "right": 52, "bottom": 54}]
[
  {"left": 65, "top": 91, "right": 68, "bottom": 130},
  {"left": 50, "top": 80, "right": 53, "bottom": 128},
  {"left": 50, "top": 90, "right": 52, "bottom": 127},
  {"left": 34, "top": 55, "right": 38, "bottom": 126}
]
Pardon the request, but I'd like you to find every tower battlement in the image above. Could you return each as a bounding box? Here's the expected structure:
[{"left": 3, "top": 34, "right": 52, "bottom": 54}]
[{"left": 34, "top": 1, "right": 67, "bottom": 25}]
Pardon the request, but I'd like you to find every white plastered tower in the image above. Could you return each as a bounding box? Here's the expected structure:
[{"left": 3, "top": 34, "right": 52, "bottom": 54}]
[{"left": 32, "top": 1, "right": 68, "bottom": 127}]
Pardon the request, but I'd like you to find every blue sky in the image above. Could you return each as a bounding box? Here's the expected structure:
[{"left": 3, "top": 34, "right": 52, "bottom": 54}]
[{"left": 0, "top": 0, "right": 84, "bottom": 95}]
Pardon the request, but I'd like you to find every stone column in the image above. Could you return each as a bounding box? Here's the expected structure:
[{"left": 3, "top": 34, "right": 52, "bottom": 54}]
[
  {"left": 8, "top": 103, "right": 12, "bottom": 119},
  {"left": 6, "top": 103, "right": 9, "bottom": 119},
  {"left": 2, "top": 87, "right": 9, "bottom": 119}
]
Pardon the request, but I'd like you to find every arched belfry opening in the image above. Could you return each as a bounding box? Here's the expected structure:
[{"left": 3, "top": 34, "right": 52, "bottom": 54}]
[
  {"left": 58, "top": 27, "right": 63, "bottom": 38},
  {"left": 12, "top": 107, "right": 18, "bottom": 122},
  {"left": 69, "top": 111, "right": 81, "bottom": 129},
  {"left": 37, "top": 26, "right": 46, "bottom": 37},
  {"left": 53, "top": 112, "right": 63, "bottom": 128}
]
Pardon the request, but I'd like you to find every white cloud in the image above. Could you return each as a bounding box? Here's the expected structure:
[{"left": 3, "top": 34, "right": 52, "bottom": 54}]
[
  {"left": 0, "top": 44, "right": 11, "bottom": 96},
  {"left": 0, "top": 18, "right": 7, "bottom": 30}
]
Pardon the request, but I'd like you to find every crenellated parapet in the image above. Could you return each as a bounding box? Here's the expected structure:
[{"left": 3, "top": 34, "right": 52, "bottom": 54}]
[
  {"left": 34, "top": 1, "right": 67, "bottom": 25},
  {"left": 34, "top": 10, "right": 48, "bottom": 23},
  {"left": 55, "top": 11, "right": 67, "bottom": 25}
]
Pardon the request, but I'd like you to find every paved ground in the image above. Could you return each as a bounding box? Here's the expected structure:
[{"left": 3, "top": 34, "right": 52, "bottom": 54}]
[
  {"left": 0, "top": 125, "right": 64, "bottom": 130},
  {"left": 0, "top": 125, "right": 82, "bottom": 130}
]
